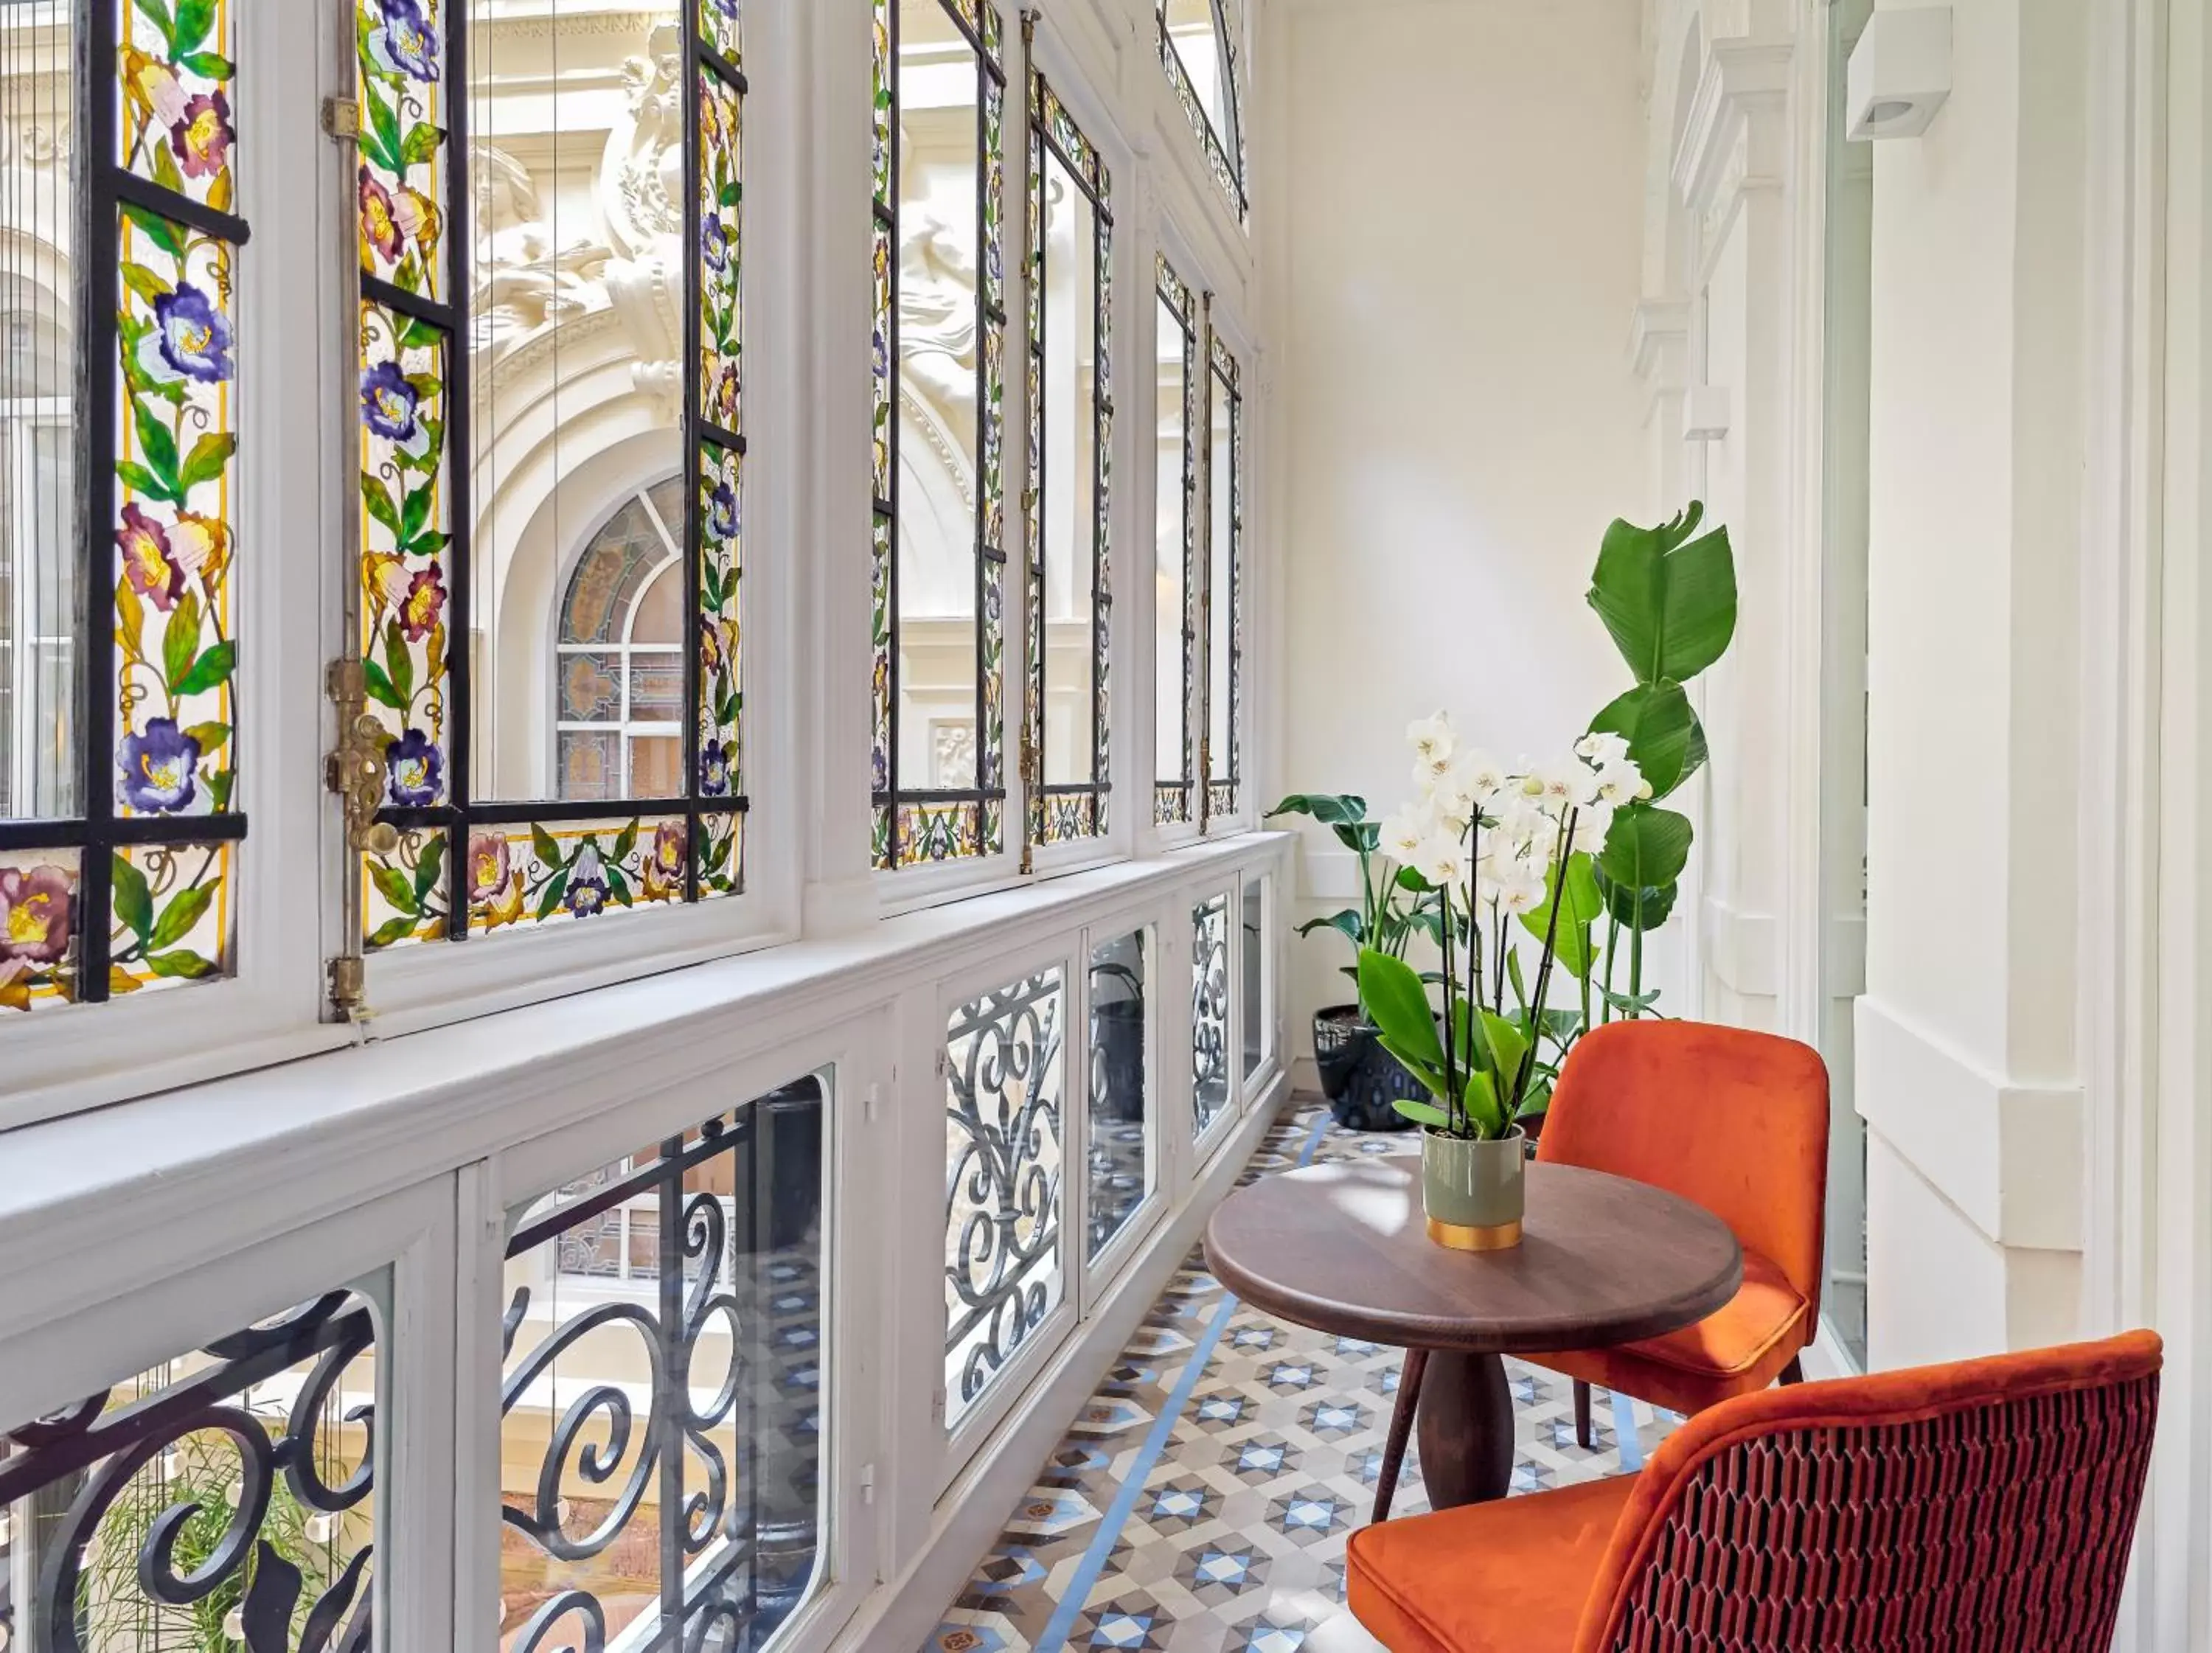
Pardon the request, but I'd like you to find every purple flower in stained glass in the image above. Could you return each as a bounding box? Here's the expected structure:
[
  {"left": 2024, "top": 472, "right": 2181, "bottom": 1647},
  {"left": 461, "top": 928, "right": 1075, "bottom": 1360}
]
[
  {"left": 708, "top": 0, "right": 738, "bottom": 17},
  {"left": 152, "top": 284, "right": 234, "bottom": 383},
  {"left": 117, "top": 717, "right": 202, "bottom": 814},
  {"left": 702, "top": 212, "right": 729, "bottom": 272},
  {"left": 361, "top": 361, "right": 422, "bottom": 442},
  {"left": 566, "top": 844, "right": 611, "bottom": 917},
  {"left": 0, "top": 865, "right": 74, "bottom": 966},
  {"left": 367, "top": 0, "right": 442, "bottom": 82},
  {"left": 700, "top": 740, "right": 733, "bottom": 798},
  {"left": 116, "top": 504, "right": 185, "bottom": 612},
  {"left": 384, "top": 728, "right": 443, "bottom": 807},
  {"left": 170, "top": 91, "right": 234, "bottom": 181},
  {"left": 707, "top": 481, "right": 738, "bottom": 543}
]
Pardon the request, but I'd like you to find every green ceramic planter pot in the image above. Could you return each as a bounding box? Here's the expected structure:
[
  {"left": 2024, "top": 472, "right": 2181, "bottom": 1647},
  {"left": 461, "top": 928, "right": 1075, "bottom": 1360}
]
[{"left": 1421, "top": 1126, "right": 1527, "bottom": 1251}]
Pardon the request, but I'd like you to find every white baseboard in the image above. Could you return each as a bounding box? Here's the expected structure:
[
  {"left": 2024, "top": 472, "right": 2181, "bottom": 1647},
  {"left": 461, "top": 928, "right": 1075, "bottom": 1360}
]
[{"left": 835, "top": 1073, "right": 1295, "bottom": 1652}]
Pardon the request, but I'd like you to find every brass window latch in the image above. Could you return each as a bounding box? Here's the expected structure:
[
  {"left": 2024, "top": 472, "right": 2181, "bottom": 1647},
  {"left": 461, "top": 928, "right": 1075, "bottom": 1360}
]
[{"left": 324, "top": 659, "right": 399, "bottom": 857}]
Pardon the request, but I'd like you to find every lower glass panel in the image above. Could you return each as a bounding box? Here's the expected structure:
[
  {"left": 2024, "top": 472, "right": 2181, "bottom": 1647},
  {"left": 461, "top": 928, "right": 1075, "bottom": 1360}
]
[
  {"left": 501, "top": 1076, "right": 830, "bottom": 1649},
  {"left": 1192, "top": 894, "right": 1230, "bottom": 1139},
  {"left": 111, "top": 838, "right": 234, "bottom": 998},
  {"left": 1087, "top": 929, "right": 1151, "bottom": 1260},
  {"left": 1241, "top": 874, "right": 1268, "bottom": 1084},
  {"left": 0, "top": 1291, "right": 382, "bottom": 1649},
  {"left": 945, "top": 967, "right": 1065, "bottom": 1428}
]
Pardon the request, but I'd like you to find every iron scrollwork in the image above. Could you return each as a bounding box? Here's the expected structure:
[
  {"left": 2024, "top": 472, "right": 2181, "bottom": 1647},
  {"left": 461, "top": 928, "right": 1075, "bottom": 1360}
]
[
  {"left": 945, "top": 969, "right": 1067, "bottom": 1423},
  {"left": 0, "top": 1295, "right": 378, "bottom": 1653},
  {"left": 1192, "top": 895, "right": 1231, "bottom": 1138},
  {"left": 498, "top": 1079, "right": 826, "bottom": 1652}
]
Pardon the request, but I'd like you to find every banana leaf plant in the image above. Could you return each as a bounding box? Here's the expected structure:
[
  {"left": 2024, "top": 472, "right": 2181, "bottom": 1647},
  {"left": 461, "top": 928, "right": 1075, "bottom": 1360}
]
[
  {"left": 1266, "top": 793, "right": 1442, "bottom": 1013},
  {"left": 1582, "top": 501, "right": 1736, "bottom": 1023}
]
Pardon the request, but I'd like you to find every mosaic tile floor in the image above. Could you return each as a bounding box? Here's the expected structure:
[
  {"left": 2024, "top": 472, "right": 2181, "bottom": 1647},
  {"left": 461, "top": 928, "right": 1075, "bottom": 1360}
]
[{"left": 920, "top": 1098, "right": 1682, "bottom": 1653}]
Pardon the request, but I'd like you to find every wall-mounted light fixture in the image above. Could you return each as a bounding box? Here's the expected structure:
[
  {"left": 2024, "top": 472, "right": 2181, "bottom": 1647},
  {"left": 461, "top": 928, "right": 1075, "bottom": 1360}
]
[
  {"left": 1685, "top": 386, "right": 1731, "bottom": 443},
  {"left": 1846, "top": 7, "right": 1952, "bottom": 141}
]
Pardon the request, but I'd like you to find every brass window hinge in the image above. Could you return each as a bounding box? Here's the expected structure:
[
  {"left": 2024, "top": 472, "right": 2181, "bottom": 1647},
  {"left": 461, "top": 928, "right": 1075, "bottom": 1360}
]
[{"left": 321, "top": 97, "right": 359, "bottom": 142}]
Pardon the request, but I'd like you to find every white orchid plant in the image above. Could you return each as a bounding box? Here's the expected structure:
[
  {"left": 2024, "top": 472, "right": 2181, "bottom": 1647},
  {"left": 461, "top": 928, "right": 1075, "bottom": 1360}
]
[{"left": 1357, "top": 713, "right": 1651, "bottom": 1142}]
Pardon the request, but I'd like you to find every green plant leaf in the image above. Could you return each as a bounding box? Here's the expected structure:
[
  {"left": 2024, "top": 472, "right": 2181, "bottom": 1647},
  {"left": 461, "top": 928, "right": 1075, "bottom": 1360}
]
[
  {"left": 611, "top": 819, "right": 640, "bottom": 864},
  {"left": 162, "top": 587, "right": 202, "bottom": 691},
  {"left": 535, "top": 869, "right": 570, "bottom": 921},
  {"left": 1358, "top": 947, "right": 1444, "bottom": 1072},
  {"left": 1586, "top": 505, "right": 1738, "bottom": 685},
  {"left": 1265, "top": 793, "right": 1368, "bottom": 829},
  {"left": 1593, "top": 867, "right": 1679, "bottom": 931},
  {"left": 170, "top": 639, "right": 236, "bottom": 699},
  {"left": 114, "top": 577, "right": 146, "bottom": 664},
  {"left": 1295, "top": 909, "right": 1364, "bottom": 947},
  {"left": 148, "top": 881, "right": 215, "bottom": 952},
  {"left": 112, "top": 853, "right": 153, "bottom": 944},
  {"left": 365, "top": 84, "right": 403, "bottom": 178},
  {"left": 1478, "top": 1010, "right": 1529, "bottom": 1087},
  {"left": 532, "top": 824, "right": 562, "bottom": 868},
  {"left": 1462, "top": 1067, "right": 1506, "bottom": 1137},
  {"left": 1590, "top": 681, "right": 1698, "bottom": 798},
  {"left": 1374, "top": 1033, "right": 1446, "bottom": 1099},
  {"left": 133, "top": 0, "right": 174, "bottom": 40},
  {"left": 1392, "top": 1096, "right": 1452, "bottom": 1130},
  {"left": 182, "top": 720, "right": 230, "bottom": 754},
  {"left": 180, "top": 50, "right": 234, "bottom": 77},
  {"left": 1514, "top": 1080, "right": 1554, "bottom": 1121},
  {"left": 1597, "top": 805, "right": 1693, "bottom": 895}
]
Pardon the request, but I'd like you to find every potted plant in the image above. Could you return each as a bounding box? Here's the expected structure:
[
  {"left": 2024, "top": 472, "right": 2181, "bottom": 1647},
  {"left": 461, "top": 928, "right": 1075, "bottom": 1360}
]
[
  {"left": 1359, "top": 715, "right": 1647, "bottom": 1250},
  {"left": 1265, "top": 793, "right": 1439, "bottom": 1131}
]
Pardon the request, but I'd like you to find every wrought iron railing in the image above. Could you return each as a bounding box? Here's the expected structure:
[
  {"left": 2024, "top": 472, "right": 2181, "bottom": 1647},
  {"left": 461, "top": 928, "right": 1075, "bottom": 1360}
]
[
  {"left": 943, "top": 968, "right": 1065, "bottom": 1426},
  {"left": 0, "top": 1082, "right": 826, "bottom": 1653}
]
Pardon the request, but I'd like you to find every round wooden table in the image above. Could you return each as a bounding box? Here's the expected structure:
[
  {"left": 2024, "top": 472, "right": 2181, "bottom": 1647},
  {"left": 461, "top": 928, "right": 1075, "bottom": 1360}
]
[{"left": 1203, "top": 1155, "right": 1741, "bottom": 1519}]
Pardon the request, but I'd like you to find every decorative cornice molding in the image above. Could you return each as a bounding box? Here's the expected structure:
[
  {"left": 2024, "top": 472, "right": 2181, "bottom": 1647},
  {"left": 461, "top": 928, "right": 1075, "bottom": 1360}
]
[{"left": 1670, "top": 37, "right": 1792, "bottom": 221}]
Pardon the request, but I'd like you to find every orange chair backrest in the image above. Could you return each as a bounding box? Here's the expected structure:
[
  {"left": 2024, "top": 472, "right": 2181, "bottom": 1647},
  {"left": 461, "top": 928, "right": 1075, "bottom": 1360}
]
[
  {"left": 1571, "top": 1331, "right": 2164, "bottom": 1653},
  {"left": 1537, "top": 1020, "right": 1831, "bottom": 1323}
]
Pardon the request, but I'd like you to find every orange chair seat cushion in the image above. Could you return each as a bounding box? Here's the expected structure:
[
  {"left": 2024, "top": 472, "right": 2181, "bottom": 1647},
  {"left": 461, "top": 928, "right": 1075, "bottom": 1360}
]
[
  {"left": 1531, "top": 1248, "right": 1809, "bottom": 1415},
  {"left": 1346, "top": 1472, "right": 1637, "bottom": 1653}
]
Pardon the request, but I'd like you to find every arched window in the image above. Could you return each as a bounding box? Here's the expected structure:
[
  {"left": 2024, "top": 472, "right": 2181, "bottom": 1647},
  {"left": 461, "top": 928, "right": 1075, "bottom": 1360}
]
[
  {"left": 1158, "top": 0, "right": 1246, "bottom": 219},
  {"left": 554, "top": 479, "right": 689, "bottom": 802}
]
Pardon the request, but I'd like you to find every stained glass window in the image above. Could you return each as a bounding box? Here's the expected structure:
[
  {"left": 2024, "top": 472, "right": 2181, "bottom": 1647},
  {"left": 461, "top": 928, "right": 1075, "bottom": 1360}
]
[
  {"left": 352, "top": 0, "right": 746, "bottom": 953},
  {"left": 1158, "top": 0, "right": 1246, "bottom": 220},
  {"left": 1153, "top": 257, "right": 1199, "bottom": 828},
  {"left": 1024, "top": 69, "right": 1112, "bottom": 853},
  {"left": 1204, "top": 326, "right": 1242, "bottom": 824},
  {"left": 872, "top": 0, "right": 1009, "bottom": 871},
  {"left": 1, "top": 0, "right": 248, "bottom": 1014}
]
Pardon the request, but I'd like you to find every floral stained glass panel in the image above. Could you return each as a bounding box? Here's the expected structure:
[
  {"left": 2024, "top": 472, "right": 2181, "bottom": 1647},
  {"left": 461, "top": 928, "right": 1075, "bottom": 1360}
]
[
  {"left": 0, "top": 849, "right": 80, "bottom": 1013},
  {"left": 110, "top": 838, "right": 232, "bottom": 993},
  {"left": 356, "top": 300, "right": 452, "bottom": 811},
  {"left": 117, "top": 0, "right": 238, "bottom": 212},
  {"left": 113, "top": 206, "right": 240, "bottom": 823},
  {"left": 354, "top": 0, "right": 448, "bottom": 300},
  {"left": 698, "top": 441, "right": 742, "bottom": 804},
  {"left": 698, "top": 69, "right": 742, "bottom": 436}
]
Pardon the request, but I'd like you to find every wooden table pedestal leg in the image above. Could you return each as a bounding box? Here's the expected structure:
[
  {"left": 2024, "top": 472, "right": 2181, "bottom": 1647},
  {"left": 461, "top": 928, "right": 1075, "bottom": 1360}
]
[
  {"left": 1415, "top": 1350, "right": 1514, "bottom": 1508},
  {"left": 1370, "top": 1347, "right": 1428, "bottom": 1524}
]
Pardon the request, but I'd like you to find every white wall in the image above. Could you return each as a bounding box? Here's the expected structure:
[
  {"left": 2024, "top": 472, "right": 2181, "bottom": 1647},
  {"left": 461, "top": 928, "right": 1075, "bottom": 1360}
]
[
  {"left": 1272, "top": 0, "right": 1655, "bottom": 1052},
  {"left": 1858, "top": 0, "right": 2090, "bottom": 1365}
]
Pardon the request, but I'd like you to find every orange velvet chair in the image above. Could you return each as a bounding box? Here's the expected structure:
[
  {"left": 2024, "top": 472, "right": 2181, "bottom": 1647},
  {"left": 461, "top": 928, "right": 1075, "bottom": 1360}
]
[
  {"left": 1528, "top": 1020, "right": 1831, "bottom": 1446},
  {"left": 1347, "top": 1330, "right": 2163, "bottom": 1653}
]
